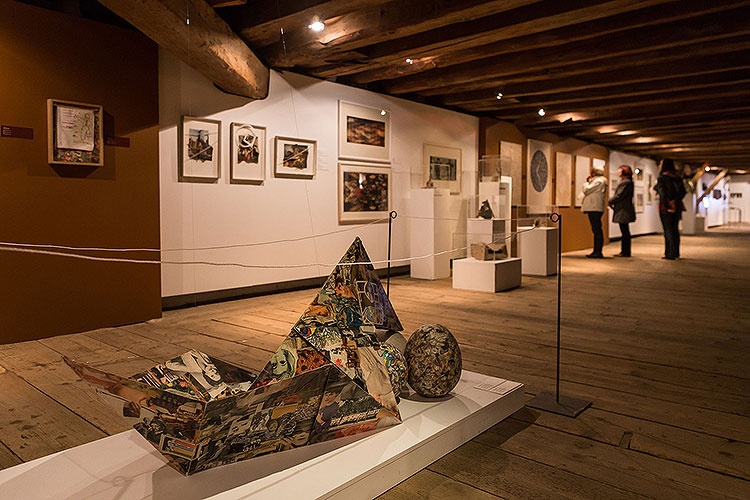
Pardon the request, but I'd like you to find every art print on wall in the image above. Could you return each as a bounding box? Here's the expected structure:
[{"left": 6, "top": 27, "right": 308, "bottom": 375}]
[
  {"left": 635, "top": 188, "right": 645, "bottom": 213},
  {"left": 555, "top": 152, "right": 572, "bottom": 207},
  {"left": 230, "top": 123, "right": 266, "bottom": 184},
  {"left": 180, "top": 116, "right": 221, "bottom": 181},
  {"left": 424, "top": 144, "right": 461, "bottom": 194},
  {"left": 526, "top": 139, "right": 552, "bottom": 212},
  {"left": 47, "top": 99, "right": 104, "bottom": 166},
  {"left": 574, "top": 155, "right": 591, "bottom": 207},
  {"left": 338, "top": 101, "right": 390, "bottom": 163},
  {"left": 338, "top": 162, "right": 390, "bottom": 223},
  {"left": 274, "top": 136, "right": 316, "bottom": 178}
]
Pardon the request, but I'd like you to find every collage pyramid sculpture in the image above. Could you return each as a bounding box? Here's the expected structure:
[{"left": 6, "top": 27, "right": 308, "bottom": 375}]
[{"left": 66, "top": 237, "right": 403, "bottom": 475}]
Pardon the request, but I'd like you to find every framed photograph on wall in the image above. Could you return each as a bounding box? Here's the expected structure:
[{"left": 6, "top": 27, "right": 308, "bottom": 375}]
[
  {"left": 274, "top": 136, "right": 316, "bottom": 178},
  {"left": 338, "top": 162, "right": 391, "bottom": 223},
  {"left": 230, "top": 123, "right": 266, "bottom": 184},
  {"left": 338, "top": 101, "right": 390, "bottom": 163},
  {"left": 47, "top": 99, "right": 104, "bottom": 166},
  {"left": 555, "top": 151, "right": 572, "bottom": 207},
  {"left": 180, "top": 116, "right": 221, "bottom": 181},
  {"left": 526, "top": 139, "right": 552, "bottom": 213},
  {"left": 635, "top": 188, "right": 645, "bottom": 213},
  {"left": 424, "top": 144, "right": 461, "bottom": 194}
]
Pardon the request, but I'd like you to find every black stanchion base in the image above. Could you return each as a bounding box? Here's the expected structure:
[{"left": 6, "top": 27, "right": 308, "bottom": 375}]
[{"left": 526, "top": 391, "right": 591, "bottom": 418}]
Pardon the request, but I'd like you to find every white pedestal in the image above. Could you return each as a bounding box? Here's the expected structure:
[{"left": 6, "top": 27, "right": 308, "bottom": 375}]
[
  {"left": 478, "top": 176, "right": 512, "bottom": 220},
  {"left": 518, "top": 226, "right": 558, "bottom": 276},
  {"left": 452, "top": 257, "right": 522, "bottom": 292},
  {"left": 681, "top": 193, "right": 697, "bottom": 234},
  {"left": 410, "top": 188, "right": 451, "bottom": 280},
  {"left": 0, "top": 371, "right": 524, "bottom": 500},
  {"left": 694, "top": 214, "right": 706, "bottom": 233},
  {"left": 466, "top": 218, "right": 508, "bottom": 257}
]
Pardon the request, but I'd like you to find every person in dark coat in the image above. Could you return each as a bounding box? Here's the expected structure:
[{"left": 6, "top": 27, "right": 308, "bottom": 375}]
[
  {"left": 654, "top": 158, "right": 687, "bottom": 260},
  {"left": 608, "top": 165, "right": 636, "bottom": 257}
]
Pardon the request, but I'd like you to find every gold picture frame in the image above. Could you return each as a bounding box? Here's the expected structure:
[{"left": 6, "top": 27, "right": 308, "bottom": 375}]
[{"left": 47, "top": 99, "right": 104, "bottom": 167}]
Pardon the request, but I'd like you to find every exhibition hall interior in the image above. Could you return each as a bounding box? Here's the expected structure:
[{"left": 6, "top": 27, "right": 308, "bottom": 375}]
[{"left": 1, "top": 0, "right": 749, "bottom": 498}]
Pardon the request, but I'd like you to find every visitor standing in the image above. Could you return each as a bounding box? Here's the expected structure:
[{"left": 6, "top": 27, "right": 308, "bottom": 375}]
[
  {"left": 580, "top": 165, "right": 608, "bottom": 258},
  {"left": 608, "top": 165, "right": 636, "bottom": 257},
  {"left": 654, "top": 158, "right": 686, "bottom": 259}
]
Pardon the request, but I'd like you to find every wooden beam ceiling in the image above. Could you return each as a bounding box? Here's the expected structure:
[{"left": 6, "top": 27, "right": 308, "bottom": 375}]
[
  {"left": 215, "top": 0, "right": 750, "bottom": 170},
  {"left": 100, "top": 0, "right": 268, "bottom": 99}
]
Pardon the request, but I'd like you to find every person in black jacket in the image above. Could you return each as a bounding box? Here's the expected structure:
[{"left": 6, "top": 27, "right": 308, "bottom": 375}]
[
  {"left": 654, "top": 158, "right": 687, "bottom": 260},
  {"left": 608, "top": 165, "right": 636, "bottom": 257}
]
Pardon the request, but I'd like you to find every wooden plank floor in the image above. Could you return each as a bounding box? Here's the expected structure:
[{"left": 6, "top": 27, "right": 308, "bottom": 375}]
[{"left": 1, "top": 226, "right": 749, "bottom": 499}]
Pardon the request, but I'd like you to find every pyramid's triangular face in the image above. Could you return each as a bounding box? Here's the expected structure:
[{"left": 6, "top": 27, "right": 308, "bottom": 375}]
[{"left": 253, "top": 237, "right": 402, "bottom": 422}]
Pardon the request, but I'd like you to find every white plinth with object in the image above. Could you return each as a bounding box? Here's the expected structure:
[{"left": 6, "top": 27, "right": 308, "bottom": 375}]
[
  {"left": 518, "top": 226, "right": 558, "bottom": 276},
  {"left": 466, "top": 218, "right": 508, "bottom": 257},
  {"left": 410, "top": 188, "right": 451, "bottom": 280},
  {"left": 452, "top": 257, "right": 522, "bottom": 292},
  {"left": 0, "top": 371, "right": 524, "bottom": 500}
]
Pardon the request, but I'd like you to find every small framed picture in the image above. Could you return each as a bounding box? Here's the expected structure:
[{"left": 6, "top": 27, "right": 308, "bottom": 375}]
[
  {"left": 338, "top": 162, "right": 391, "bottom": 224},
  {"left": 424, "top": 144, "right": 461, "bottom": 194},
  {"left": 47, "top": 99, "right": 104, "bottom": 166},
  {"left": 180, "top": 116, "right": 221, "bottom": 181},
  {"left": 338, "top": 101, "right": 390, "bottom": 163},
  {"left": 274, "top": 136, "right": 316, "bottom": 178},
  {"left": 230, "top": 123, "right": 266, "bottom": 184}
]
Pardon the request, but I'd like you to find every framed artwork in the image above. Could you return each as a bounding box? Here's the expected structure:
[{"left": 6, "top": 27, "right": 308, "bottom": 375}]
[
  {"left": 230, "top": 123, "right": 266, "bottom": 184},
  {"left": 574, "top": 155, "right": 591, "bottom": 207},
  {"left": 424, "top": 144, "right": 461, "bottom": 194},
  {"left": 47, "top": 99, "right": 103, "bottom": 166},
  {"left": 338, "top": 101, "right": 390, "bottom": 163},
  {"left": 647, "top": 174, "right": 654, "bottom": 203},
  {"left": 274, "top": 136, "right": 316, "bottom": 178},
  {"left": 500, "top": 141, "right": 523, "bottom": 205},
  {"left": 180, "top": 116, "right": 221, "bottom": 181},
  {"left": 338, "top": 162, "right": 391, "bottom": 223},
  {"left": 555, "top": 152, "right": 572, "bottom": 207},
  {"left": 526, "top": 139, "right": 552, "bottom": 213},
  {"left": 635, "top": 188, "right": 645, "bottom": 213}
]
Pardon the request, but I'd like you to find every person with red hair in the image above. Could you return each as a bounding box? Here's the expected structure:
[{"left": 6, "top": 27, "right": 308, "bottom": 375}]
[{"left": 608, "top": 165, "right": 636, "bottom": 257}]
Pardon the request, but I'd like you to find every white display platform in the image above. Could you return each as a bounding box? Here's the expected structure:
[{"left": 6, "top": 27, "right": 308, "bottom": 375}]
[
  {"left": 452, "top": 257, "right": 522, "bottom": 292},
  {"left": 478, "top": 175, "right": 512, "bottom": 220},
  {"left": 410, "top": 188, "right": 451, "bottom": 280},
  {"left": 518, "top": 226, "right": 558, "bottom": 276},
  {"left": 466, "top": 218, "right": 508, "bottom": 257},
  {"left": 0, "top": 371, "right": 523, "bottom": 500}
]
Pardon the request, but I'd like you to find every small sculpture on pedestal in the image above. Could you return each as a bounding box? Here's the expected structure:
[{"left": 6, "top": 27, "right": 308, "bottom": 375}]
[{"left": 477, "top": 200, "right": 494, "bottom": 219}]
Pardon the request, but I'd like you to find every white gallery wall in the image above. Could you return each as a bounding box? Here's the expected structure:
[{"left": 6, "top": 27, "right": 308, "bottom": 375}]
[
  {"left": 607, "top": 150, "right": 661, "bottom": 238},
  {"left": 728, "top": 175, "right": 750, "bottom": 223},
  {"left": 159, "top": 49, "right": 478, "bottom": 298},
  {"left": 697, "top": 172, "right": 730, "bottom": 227}
]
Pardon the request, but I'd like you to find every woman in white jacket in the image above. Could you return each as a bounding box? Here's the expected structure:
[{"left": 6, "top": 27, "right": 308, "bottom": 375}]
[{"left": 580, "top": 165, "right": 608, "bottom": 258}]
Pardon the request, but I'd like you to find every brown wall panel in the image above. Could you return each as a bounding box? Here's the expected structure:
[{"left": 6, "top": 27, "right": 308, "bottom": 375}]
[
  {"left": 480, "top": 118, "right": 610, "bottom": 253},
  {"left": 0, "top": 1, "right": 161, "bottom": 343}
]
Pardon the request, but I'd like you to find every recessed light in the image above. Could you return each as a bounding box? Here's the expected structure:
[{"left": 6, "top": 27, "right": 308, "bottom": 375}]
[
  {"left": 380, "top": 110, "right": 387, "bottom": 116},
  {"left": 538, "top": 108, "right": 546, "bottom": 116},
  {"left": 496, "top": 92, "right": 503, "bottom": 100},
  {"left": 308, "top": 17, "right": 325, "bottom": 31},
  {"left": 405, "top": 58, "right": 413, "bottom": 64}
]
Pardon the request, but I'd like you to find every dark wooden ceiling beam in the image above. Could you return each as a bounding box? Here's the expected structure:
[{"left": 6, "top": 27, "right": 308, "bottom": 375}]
[
  {"left": 224, "top": 0, "right": 384, "bottom": 48},
  {"left": 379, "top": 12, "right": 750, "bottom": 95},
  {"left": 441, "top": 69, "right": 750, "bottom": 108},
  {"left": 99, "top": 0, "right": 268, "bottom": 99},
  {"left": 554, "top": 118, "right": 750, "bottom": 138},
  {"left": 469, "top": 86, "right": 750, "bottom": 116},
  {"left": 253, "top": 0, "right": 540, "bottom": 68},
  {"left": 339, "top": 0, "right": 750, "bottom": 84}
]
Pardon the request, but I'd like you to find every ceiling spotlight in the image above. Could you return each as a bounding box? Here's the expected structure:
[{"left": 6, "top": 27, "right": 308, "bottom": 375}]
[
  {"left": 496, "top": 92, "right": 503, "bottom": 100},
  {"left": 308, "top": 17, "right": 325, "bottom": 32},
  {"left": 405, "top": 58, "right": 413, "bottom": 64},
  {"left": 704, "top": 165, "right": 710, "bottom": 172},
  {"left": 635, "top": 168, "right": 641, "bottom": 175},
  {"left": 380, "top": 110, "right": 387, "bottom": 116},
  {"left": 538, "top": 108, "right": 546, "bottom": 117}
]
